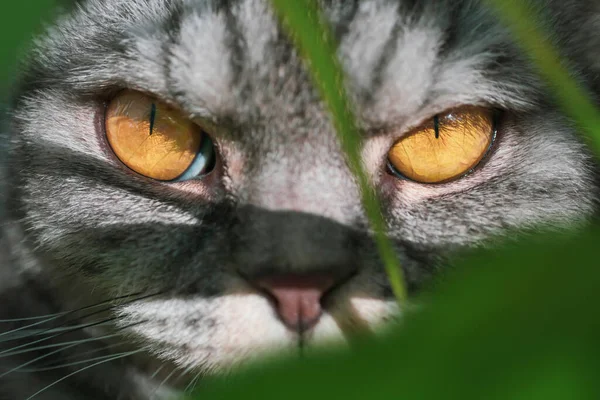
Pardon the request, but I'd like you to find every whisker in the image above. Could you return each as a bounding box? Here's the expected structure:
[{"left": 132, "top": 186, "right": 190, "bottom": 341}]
[
  {"left": 0, "top": 329, "right": 121, "bottom": 359},
  {"left": 0, "top": 313, "right": 66, "bottom": 323},
  {"left": 1, "top": 337, "right": 114, "bottom": 378},
  {"left": 1, "top": 332, "right": 119, "bottom": 378},
  {"left": 150, "top": 364, "right": 165, "bottom": 379},
  {"left": 10, "top": 353, "right": 117, "bottom": 373},
  {"left": 0, "top": 317, "right": 119, "bottom": 358},
  {"left": 42, "top": 340, "right": 128, "bottom": 366},
  {"left": 0, "top": 322, "right": 115, "bottom": 343},
  {"left": 152, "top": 365, "right": 181, "bottom": 399},
  {"left": 0, "top": 321, "right": 145, "bottom": 378},
  {"left": 0, "top": 291, "right": 146, "bottom": 337},
  {"left": 184, "top": 370, "right": 203, "bottom": 395},
  {"left": 25, "top": 347, "right": 149, "bottom": 400},
  {"left": 0, "top": 290, "right": 164, "bottom": 345},
  {"left": 11, "top": 342, "right": 130, "bottom": 372},
  {"left": 173, "top": 364, "right": 196, "bottom": 386}
]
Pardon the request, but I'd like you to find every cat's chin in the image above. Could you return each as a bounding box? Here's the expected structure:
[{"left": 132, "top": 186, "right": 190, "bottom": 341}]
[{"left": 116, "top": 286, "right": 399, "bottom": 377}]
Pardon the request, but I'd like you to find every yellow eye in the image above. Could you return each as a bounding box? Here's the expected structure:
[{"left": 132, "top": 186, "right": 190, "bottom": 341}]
[
  {"left": 105, "top": 90, "right": 214, "bottom": 181},
  {"left": 387, "top": 107, "right": 495, "bottom": 184}
]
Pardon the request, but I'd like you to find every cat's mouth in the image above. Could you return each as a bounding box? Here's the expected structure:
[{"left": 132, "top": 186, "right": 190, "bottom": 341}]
[{"left": 117, "top": 272, "right": 397, "bottom": 378}]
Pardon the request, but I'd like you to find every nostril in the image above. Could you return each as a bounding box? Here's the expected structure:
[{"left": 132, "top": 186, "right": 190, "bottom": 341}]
[{"left": 254, "top": 274, "right": 337, "bottom": 332}]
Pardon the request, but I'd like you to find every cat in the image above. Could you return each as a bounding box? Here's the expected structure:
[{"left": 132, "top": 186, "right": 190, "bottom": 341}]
[{"left": 1, "top": 0, "right": 599, "bottom": 398}]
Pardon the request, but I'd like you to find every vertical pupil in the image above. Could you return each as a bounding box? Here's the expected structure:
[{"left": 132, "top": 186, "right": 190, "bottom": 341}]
[
  {"left": 149, "top": 103, "right": 157, "bottom": 136},
  {"left": 434, "top": 115, "right": 439, "bottom": 139}
]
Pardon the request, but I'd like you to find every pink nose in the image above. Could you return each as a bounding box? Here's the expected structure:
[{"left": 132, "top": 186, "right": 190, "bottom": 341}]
[{"left": 256, "top": 274, "right": 336, "bottom": 332}]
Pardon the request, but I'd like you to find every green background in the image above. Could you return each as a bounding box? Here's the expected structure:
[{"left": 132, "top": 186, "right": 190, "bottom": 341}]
[{"left": 0, "top": 1, "right": 65, "bottom": 95}]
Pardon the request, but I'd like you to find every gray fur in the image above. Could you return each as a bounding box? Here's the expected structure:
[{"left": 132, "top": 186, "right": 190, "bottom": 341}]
[{"left": 1, "top": 0, "right": 599, "bottom": 398}]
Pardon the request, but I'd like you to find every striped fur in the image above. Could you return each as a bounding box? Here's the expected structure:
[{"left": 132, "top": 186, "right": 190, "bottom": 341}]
[{"left": 1, "top": 0, "right": 599, "bottom": 398}]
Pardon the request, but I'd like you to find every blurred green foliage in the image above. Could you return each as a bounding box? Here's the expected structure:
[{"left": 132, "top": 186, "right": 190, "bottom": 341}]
[
  {"left": 0, "top": 2, "right": 59, "bottom": 93},
  {"left": 196, "top": 227, "right": 600, "bottom": 400}
]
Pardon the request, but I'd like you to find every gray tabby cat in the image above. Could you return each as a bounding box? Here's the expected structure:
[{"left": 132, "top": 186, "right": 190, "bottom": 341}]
[{"left": 1, "top": 0, "right": 599, "bottom": 398}]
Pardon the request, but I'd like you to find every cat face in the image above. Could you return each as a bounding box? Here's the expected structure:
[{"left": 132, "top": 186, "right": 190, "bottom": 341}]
[{"left": 3, "top": 0, "right": 598, "bottom": 374}]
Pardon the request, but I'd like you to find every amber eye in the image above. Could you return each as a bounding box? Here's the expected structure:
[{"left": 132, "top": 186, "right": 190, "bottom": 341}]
[
  {"left": 387, "top": 107, "right": 495, "bottom": 184},
  {"left": 105, "top": 90, "right": 215, "bottom": 181}
]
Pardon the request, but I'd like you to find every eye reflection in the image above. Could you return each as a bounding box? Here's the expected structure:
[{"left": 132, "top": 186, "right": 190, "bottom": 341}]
[{"left": 105, "top": 91, "right": 215, "bottom": 181}]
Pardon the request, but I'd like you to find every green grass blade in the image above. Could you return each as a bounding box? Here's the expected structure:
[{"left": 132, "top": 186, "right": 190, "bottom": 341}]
[
  {"left": 268, "top": 0, "right": 407, "bottom": 303},
  {"left": 487, "top": 0, "right": 600, "bottom": 157}
]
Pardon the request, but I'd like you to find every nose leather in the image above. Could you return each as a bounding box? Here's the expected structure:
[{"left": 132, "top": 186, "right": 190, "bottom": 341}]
[{"left": 256, "top": 274, "right": 336, "bottom": 332}]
